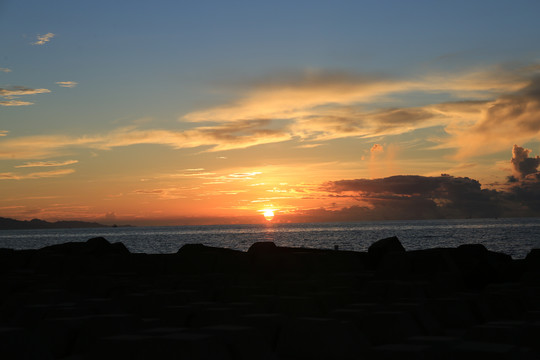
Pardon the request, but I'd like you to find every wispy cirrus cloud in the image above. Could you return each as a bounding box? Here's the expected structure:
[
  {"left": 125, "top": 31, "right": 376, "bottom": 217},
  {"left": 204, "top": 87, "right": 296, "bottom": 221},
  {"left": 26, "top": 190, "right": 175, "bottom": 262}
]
[
  {"left": 1, "top": 64, "right": 539, "bottom": 159},
  {"left": 0, "top": 67, "right": 11, "bottom": 73},
  {"left": 181, "top": 65, "right": 540, "bottom": 158},
  {"left": 0, "top": 131, "right": 8, "bottom": 137},
  {"left": 15, "top": 160, "right": 78, "bottom": 168},
  {"left": 56, "top": 81, "right": 78, "bottom": 88},
  {"left": 133, "top": 187, "right": 189, "bottom": 200},
  {"left": 167, "top": 168, "right": 262, "bottom": 183},
  {"left": 32, "top": 33, "right": 55, "bottom": 45},
  {"left": 0, "top": 86, "right": 51, "bottom": 106},
  {"left": 0, "top": 100, "right": 34, "bottom": 106},
  {"left": 0, "top": 87, "right": 51, "bottom": 97},
  {"left": 0, "top": 120, "right": 291, "bottom": 159},
  {"left": 0, "top": 169, "right": 75, "bottom": 180},
  {"left": 183, "top": 67, "right": 525, "bottom": 124}
]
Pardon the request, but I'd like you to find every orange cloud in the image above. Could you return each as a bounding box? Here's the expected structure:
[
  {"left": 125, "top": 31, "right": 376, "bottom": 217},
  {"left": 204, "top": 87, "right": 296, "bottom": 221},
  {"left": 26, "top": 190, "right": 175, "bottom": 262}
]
[
  {"left": 370, "top": 144, "right": 384, "bottom": 153},
  {"left": 181, "top": 66, "right": 533, "bottom": 150},
  {"left": 0, "top": 120, "right": 292, "bottom": 159},
  {"left": 441, "top": 78, "right": 540, "bottom": 158}
]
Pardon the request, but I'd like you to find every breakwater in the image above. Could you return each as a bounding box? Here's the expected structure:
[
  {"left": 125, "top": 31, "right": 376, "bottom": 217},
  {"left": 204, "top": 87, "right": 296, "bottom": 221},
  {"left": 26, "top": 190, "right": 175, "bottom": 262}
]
[{"left": 1, "top": 236, "right": 539, "bottom": 359}]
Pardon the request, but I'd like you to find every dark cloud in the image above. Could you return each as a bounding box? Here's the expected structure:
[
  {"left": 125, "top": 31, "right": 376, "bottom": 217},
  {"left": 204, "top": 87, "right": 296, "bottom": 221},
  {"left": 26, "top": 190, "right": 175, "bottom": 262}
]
[
  {"left": 305, "top": 145, "right": 540, "bottom": 222},
  {"left": 511, "top": 144, "right": 540, "bottom": 179},
  {"left": 507, "top": 178, "right": 540, "bottom": 212},
  {"left": 505, "top": 145, "right": 540, "bottom": 212},
  {"left": 326, "top": 175, "right": 452, "bottom": 195},
  {"left": 323, "top": 174, "right": 503, "bottom": 220}
]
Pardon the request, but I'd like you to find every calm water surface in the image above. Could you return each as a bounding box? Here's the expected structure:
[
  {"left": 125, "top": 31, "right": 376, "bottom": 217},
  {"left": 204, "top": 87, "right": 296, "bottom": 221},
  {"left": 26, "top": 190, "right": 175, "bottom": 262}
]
[{"left": 1, "top": 218, "right": 539, "bottom": 259}]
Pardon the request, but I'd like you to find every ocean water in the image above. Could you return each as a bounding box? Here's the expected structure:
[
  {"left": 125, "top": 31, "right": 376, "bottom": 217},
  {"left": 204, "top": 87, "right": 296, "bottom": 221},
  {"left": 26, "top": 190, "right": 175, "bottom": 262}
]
[{"left": 1, "top": 218, "right": 539, "bottom": 259}]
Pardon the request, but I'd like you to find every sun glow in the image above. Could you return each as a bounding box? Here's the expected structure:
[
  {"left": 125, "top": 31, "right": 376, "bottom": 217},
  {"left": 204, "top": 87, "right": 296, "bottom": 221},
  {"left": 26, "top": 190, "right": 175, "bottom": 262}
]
[{"left": 263, "top": 209, "right": 275, "bottom": 221}]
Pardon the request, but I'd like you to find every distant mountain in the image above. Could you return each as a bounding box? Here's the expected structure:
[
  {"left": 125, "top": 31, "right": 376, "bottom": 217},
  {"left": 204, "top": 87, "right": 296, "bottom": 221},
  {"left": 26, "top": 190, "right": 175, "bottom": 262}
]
[{"left": 0, "top": 217, "right": 111, "bottom": 230}]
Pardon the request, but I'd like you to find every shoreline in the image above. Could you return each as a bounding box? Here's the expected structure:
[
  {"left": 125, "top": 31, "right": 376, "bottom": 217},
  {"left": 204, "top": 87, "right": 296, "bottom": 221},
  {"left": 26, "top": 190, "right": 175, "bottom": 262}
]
[{"left": 1, "top": 236, "right": 539, "bottom": 359}]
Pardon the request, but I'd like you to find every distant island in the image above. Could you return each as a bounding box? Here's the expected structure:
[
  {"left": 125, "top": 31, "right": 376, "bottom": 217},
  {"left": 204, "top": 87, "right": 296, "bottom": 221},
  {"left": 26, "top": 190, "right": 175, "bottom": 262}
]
[{"left": 0, "top": 217, "right": 128, "bottom": 230}]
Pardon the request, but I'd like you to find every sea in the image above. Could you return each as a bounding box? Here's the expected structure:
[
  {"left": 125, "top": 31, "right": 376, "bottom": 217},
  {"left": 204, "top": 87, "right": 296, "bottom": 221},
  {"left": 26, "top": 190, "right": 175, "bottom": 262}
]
[{"left": 1, "top": 218, "right": 539, "bottom": 259}]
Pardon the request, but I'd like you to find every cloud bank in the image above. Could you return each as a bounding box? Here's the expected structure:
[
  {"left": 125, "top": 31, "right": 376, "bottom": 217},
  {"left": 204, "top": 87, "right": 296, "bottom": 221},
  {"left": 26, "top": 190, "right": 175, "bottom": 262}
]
[
  {"left": 284, "top": 145, "right": 540, "bottom": 222},
  {"left": 323, "top": 174, "right": 501, "bottom": 219}
]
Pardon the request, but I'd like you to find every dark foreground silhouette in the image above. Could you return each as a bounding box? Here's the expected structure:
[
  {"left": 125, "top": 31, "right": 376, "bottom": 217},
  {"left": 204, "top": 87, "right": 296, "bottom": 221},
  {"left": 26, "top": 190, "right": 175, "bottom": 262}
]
[{"left": 1, "top": 236, "right": 539, "bottom": 359}]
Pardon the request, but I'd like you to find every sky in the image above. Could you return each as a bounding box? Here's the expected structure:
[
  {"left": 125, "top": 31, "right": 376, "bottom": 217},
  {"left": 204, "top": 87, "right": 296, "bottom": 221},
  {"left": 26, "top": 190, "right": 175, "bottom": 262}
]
[{"left": 1, "top": 0, "right": 540, "bottom": 225}]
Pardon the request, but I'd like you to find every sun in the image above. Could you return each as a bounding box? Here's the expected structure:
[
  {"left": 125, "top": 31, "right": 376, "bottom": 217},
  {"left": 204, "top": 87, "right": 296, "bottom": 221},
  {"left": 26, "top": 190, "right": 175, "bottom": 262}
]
[{"left": 263, "top": 209, "right": 275, "bottom": 221}]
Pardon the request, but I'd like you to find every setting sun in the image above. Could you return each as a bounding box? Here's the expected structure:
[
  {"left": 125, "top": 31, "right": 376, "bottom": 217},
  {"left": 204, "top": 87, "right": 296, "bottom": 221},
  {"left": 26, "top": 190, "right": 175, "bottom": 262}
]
[{"left": 263, "top": 210, "right": 275, "bottom": 221}]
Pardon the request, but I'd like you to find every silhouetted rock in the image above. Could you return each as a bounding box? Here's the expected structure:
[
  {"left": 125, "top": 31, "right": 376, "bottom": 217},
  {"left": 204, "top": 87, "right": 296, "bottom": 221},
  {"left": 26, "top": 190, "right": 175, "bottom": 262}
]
[
  {"left": 525, "top": 249, "right": 540, "bottom": 271},
  {"left": 1, "top": 236, "right": 540, "bottom": 359},
  {"left": 247, "top": 241, "right": 278, "bottom": 254},
  {"left": 457, "top": 243, "right": 488, "bottom": 257},
  {"left": 176, "top": 243, "right": 247, "bottom": 273},
  {"left": 368, "top": 236, "right": 405, "bottom": 269},
  {"left": 452, "top": 244, "right": 513, "bottom": 289}
]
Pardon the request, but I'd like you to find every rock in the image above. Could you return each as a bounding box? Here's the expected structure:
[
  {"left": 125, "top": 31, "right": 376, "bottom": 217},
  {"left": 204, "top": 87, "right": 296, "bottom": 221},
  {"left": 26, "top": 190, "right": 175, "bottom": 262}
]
[
  {"left": 376, "top": 251, "right": 411, "bottom": 279},
  {"left": 247, "top": 241, "right": 278, "bottom": 254},
  {"left": 457, "top": 243, "right": 488, "bottom": 257},
  {"left": 39, "top": 237, "right": 129, "bottom": 256},
  {"left": 276, "top": 317, "right": 364, "bottom": 359},
  {"left": 368, "top": 236, "right": 405, "bottom": 269},
  {"left": 525, "top": 249, "right": 540, "bottom": 271},
  {"left": 2, "top": 239, "right": 540, "bottom": 358},
  {"left": 176, "top": 243, "right": 246, "bottom": 273},
  {"left": 86, "top": 237, "right": 130, "bottom": 255},
  {"left": 453, "top": 244, "right": 513, "bottom": 289},
  {"left": 176, "top": 243, "right": 210, "bottom": 254}
]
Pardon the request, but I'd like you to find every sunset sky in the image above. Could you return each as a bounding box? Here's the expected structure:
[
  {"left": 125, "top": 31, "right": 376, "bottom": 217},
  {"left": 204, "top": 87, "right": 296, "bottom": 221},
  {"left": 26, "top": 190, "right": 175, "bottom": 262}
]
[{"left": 2, "top": 0, "right": 540, "bottom": 225}]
